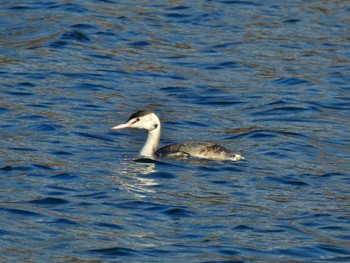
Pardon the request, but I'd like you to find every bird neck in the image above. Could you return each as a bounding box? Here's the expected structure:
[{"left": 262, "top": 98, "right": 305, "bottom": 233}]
[{"left": 140, "top": 125, "right": 161, "bottom": 159}]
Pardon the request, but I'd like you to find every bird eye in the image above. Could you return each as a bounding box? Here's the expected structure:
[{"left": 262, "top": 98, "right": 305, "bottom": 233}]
[{"left": 136, "top": 117, "right": 140, "bottom": 121}]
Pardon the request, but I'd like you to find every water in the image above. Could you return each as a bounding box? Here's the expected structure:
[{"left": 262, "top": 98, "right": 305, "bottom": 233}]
[{"left": 1, "top": 0, "right": 349, "bottom": 262}]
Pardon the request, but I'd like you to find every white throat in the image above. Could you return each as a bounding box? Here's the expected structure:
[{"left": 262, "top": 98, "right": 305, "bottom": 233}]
[{"left": 140, "top": 124, "right": 161, "bottom": 159}]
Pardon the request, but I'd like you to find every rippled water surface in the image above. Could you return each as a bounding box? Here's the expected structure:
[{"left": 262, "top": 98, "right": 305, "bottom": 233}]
[{"left": 1, "top": 0, "right": 350, "bottom": 262}]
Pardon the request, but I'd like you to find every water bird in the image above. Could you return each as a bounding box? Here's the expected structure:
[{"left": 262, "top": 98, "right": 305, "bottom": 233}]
[{"left": 112, "top": 110, "right": 244, "bottom": 161}]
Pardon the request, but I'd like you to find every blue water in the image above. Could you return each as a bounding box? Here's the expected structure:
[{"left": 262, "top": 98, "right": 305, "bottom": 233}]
[{"left": 1, "top": 0, "right": 349, "bottom": 262}]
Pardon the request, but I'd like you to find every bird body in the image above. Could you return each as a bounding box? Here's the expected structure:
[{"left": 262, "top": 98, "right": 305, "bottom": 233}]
[{"left": 112, "top": 110, "right": 243, "bottom": 161}]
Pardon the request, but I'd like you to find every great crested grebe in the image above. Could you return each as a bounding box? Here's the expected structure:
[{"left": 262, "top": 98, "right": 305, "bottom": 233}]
[{"left": 112, "top": 110, "right": 244, "bottom": 161}]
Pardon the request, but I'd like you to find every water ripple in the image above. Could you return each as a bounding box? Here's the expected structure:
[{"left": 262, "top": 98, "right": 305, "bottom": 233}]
[
  {"left": 29, "top": 197, "right": 69, "bottom": 206},
  {"left": 88, "top": 247, "right": 137, "bottom": 257}
]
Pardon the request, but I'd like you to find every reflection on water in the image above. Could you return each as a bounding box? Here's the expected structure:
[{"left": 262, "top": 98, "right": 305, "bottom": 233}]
[
  {"left": 112, "top": 158, "right": 158, "bottom": 197},
  {"left": 119, "top": 158, "right": 158, "bottom": 176}
]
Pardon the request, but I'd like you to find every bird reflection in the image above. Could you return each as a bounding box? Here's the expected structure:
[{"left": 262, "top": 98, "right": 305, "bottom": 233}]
[{"left": 112, "top": 157, "right": 158, "bottom": 198}]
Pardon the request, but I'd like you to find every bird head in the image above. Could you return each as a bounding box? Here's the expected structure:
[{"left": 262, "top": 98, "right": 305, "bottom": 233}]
[{"left": 112, "top": 110, "right": 160, "bottom": 132}]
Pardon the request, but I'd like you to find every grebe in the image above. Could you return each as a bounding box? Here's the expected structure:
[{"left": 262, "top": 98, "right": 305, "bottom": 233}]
[{"left": 112, "top": 110, "right": 244, "bottom": 161}]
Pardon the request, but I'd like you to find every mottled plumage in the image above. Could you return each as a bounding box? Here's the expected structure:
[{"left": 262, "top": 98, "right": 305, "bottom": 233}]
[{"left": 157, "top": 142, "right": 241, "bottom": 161}]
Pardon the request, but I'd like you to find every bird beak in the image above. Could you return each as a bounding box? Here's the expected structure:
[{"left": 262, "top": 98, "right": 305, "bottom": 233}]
[{"left": 111, "top": 120, "right": 133, "bottom": 130}]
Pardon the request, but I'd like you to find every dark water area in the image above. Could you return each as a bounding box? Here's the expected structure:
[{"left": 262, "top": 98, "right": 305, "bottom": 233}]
[{"left": 1, "top": 0, "right": 350, "bottom": 262}]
